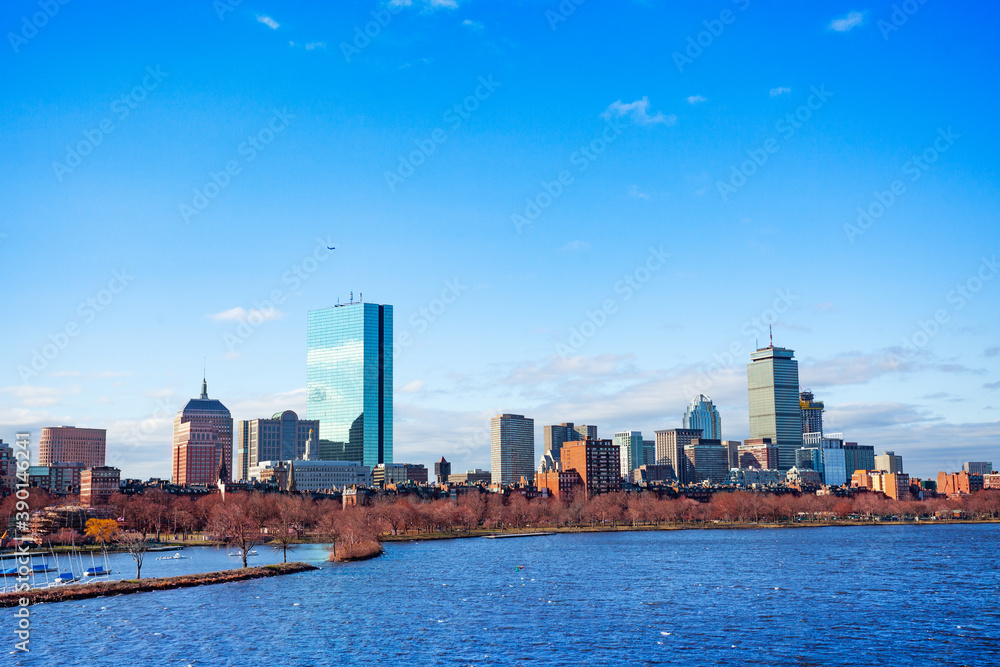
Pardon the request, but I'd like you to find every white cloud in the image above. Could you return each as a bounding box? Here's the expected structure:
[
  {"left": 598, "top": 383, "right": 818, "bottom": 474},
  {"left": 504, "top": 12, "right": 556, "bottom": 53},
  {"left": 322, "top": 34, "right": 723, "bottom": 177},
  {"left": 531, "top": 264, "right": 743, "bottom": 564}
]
[
  {"left": 602, "top": 97, "right": 676, "bottom": 126},
  {"left": 0, "top": 385, "right": 81, "bottom": 408},
  {"left": 305, "top": 42, "right": 326, "bottom": 50},
  {"left": 400, "top": 380, "right": 425, "bottom": 393},
  {"left": 208, "top": 306, "right": 284, "bottom": 323},
  {"left": 628, "top": 185, "right": 650, "bottom": 200},
  {"left": 390, "top": 0, "right": 459, "bottom": 10},
  {"left": 462, "top": 19, "right": 484, "bottom": 31},
  {"left": 770, "top": 87, "right": 791, "bottom": 97},
  {"left": 257, "top": 15, "right": 280, "bottom": 30},
  {"left": 559, "top": 240, "right": 590, "bottom": 252},
  {"left": 829, "top": 10, "right": 865, "bottom": 32},
  {"left": 686, "top": 95, "right": 707, "bottom": 104}
]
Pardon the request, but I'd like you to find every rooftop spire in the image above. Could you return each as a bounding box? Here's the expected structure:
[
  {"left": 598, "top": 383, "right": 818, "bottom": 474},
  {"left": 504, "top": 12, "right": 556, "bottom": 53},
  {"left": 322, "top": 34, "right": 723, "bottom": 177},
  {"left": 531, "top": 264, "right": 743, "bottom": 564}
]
[{"left": 201, "top": 376, "right": 208, "bottom": 399}]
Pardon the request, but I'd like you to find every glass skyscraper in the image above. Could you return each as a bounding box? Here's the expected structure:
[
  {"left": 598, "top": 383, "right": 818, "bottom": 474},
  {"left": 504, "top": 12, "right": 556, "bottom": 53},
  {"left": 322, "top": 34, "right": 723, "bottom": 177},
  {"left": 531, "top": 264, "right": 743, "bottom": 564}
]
[
  {"left": 306, "top": 302, "right": 392, "bottom": 468},
  {"left": 682, "top": 395, "right": 722, "bottom": 440},
  {"left": 747, "top": 345, "right": 801, "bottom": 471}
]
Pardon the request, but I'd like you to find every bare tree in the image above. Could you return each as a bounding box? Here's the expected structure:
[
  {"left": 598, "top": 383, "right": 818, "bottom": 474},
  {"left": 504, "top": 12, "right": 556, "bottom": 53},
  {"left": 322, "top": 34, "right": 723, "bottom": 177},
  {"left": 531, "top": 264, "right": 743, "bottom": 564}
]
[
  {"left": 211, "top": 495, "right": 265, "bottom": 568},
  {"left": 118, "top": 532, "right": 151, "bottom": 579}
]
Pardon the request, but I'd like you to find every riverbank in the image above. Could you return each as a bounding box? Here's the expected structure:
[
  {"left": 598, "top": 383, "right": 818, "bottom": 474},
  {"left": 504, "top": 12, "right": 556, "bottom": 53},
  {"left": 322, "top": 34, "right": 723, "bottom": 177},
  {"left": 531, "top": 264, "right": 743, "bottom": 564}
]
[
  {"left": 0, "top": 562, "right": 318, "bottom": 608},
  {"left": 381, "top": 517, "right": 1000, "bottom": 542}
]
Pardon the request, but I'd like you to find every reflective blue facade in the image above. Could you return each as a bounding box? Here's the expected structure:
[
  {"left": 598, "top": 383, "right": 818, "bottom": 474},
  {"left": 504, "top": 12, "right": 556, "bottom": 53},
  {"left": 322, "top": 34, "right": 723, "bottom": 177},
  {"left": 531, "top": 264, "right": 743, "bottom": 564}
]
[{"left": 306, "top": 303, "right": 392, "bottom": 467}]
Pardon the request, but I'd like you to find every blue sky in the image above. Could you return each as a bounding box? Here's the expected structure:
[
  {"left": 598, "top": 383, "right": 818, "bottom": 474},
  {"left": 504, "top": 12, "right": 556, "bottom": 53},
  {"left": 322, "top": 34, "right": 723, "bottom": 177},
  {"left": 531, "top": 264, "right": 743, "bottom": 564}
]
[{"left": 1, "top": 0, "right": 998, "bottom": 480}]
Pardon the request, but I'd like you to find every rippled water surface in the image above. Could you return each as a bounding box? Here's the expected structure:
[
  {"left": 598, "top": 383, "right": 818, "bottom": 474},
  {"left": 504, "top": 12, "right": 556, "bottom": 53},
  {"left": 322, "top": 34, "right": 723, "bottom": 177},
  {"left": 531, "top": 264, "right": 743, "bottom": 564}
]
[{"left": 10, "top": 524, "right": 1000, "bottom": 666}]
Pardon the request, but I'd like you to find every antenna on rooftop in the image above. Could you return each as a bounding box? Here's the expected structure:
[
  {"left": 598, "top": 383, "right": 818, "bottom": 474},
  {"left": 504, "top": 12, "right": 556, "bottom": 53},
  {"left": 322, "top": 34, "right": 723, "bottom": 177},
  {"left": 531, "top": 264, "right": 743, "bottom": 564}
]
[
  {"left": 769, "top": 324, "right": 773, "bottom": 348},
  {"left": 350, "top": 291, "right": 354, "bottom": 304}
]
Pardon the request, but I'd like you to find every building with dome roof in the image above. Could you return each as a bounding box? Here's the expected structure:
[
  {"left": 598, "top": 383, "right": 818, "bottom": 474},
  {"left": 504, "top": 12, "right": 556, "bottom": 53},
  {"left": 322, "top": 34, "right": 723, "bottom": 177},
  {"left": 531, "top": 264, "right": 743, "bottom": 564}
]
[
  {"left": 171, "top": 377, "right": 233, "bottom": 486},
  {"left": 236, "top": 409, "right": 319, "bottom": 482}
]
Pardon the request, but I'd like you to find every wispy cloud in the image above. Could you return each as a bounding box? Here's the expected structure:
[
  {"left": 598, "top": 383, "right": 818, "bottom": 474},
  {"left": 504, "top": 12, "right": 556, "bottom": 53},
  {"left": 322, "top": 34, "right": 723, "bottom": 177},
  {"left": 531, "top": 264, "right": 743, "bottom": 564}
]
[
  {"left": 985, "top": 381, "right": 1000, "bottom": 390},
  {"left": 829, "top": 10, "right": 865, "bottom": 32},
  {"left": 305, "top": 42, "right": 326, "bottom": 50},
  {"left": 390, "top": 0, "right": 459, "bottom": 10},
  {"left": 628, "top": 184, "right": 650, "bottom": 200},
  {"left": 400, "top": 380, "right": 425, "bottom": 393},
  {"left": 686, "top": 95, "right": 707, "bottom": 104},
  {"left": 770, "top": 87, "right": 791, "bottom": 97},
  {"left": 462, "top": 19, "right": 484, "bottom": 31},
  {"left": 984, "top": 346, "right": 1000, "bottom": 358},
  {"left": 208, "top": 306, "right": 284, "bottom": 323},
  {"left": 602, "top": 97, "right": 676, "bottom": 126},
  {"left": 257, "top": 15, "right": 280, "bottom": 30},
  {"left": 559, "top": 240, "right": 591, "bottom": 252}
]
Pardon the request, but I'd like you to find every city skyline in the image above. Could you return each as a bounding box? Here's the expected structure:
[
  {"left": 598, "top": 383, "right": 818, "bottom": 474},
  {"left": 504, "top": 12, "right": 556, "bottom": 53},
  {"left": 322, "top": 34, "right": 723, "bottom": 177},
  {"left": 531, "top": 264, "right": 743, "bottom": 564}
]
[{"left": 2, "top": 2, "right": 998, "bottom": 481}]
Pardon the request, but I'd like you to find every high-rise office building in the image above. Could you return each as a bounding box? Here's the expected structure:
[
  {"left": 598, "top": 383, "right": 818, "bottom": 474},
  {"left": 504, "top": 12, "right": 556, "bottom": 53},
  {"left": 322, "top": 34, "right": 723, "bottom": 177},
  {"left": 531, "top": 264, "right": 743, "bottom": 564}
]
[
  {"left": 963, "top": 461, "right": 994, "bottom": 475},
  {"left": 614, "top": 431, "right": 644, "bottom": 480},
  {"left": 307, "top": 301, "right": 393, "bottom": 468},
  {"left": 801, "top": 432, "right": 848, "bottom": 486},
  {"left": 172, "top": 378, "right": 233, "bottom": 486},
  {"left": 843, "top": 442, "right": 875, "bottom": 477},
  {"left": 799, "top": 390, "right": 824, "bottom": 436},
  {"left": 642, "top": 439, "right": 656, "bottom": 466},
  {"left": 653, "top": 428, "right": 702, "bottom": 484},
  {"left": 722, "top": 440, "right": 741, "bottom": 470},
  {"left": 684, "top": 439, "right": 729, "bottom": 485},
  {"left": 38, "top": 426, "right": 106, "bottom": 468},
  {"left": 748, "top": 344, "right": 802, "bottom": 471},
  {"left": 874, "top": 451, "right": 904, "bottom": 474},
  {"left": 683, "top": 395, "right": 721, "bottom": 440},
  {"left": 236, "top": 410, "right": 320, "bottom": 482},
  {"left": 543, "top": 423, "right": 597, "bottom": 462},
  {"left": 491, "top": 414, "right": 535, "bottom": 485}
]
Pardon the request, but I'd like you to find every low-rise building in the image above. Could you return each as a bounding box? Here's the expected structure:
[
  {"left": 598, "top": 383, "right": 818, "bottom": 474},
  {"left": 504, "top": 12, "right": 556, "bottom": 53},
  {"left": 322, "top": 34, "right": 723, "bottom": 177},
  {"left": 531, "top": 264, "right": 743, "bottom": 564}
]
[
  {"left": 727, "top": 468, "right": 782, "bottom": 487},
  {"left": 535, "top": 469, "right": 583, "bottom": 500},
  {"left": 448, "top": 469, "right": 491, "bottom": 485},
  {"left": 632, "top": 464, "right": 675, "bottom": 485},
  {"left": 786, "top": 467, "right": 822, "bottom": 487},
  {"left": 561, "top": 439, "right": 621, "bottom": 498},
  {"left": 984, "top": 473, "right": 1000, "bottom": 490},
  {"left": 27, "top": 462, "right": 85, "bottom": 494},
  {"left": 937, "top": 471, "right": 984, "bottom": 496},
  {"left": 739, "top": 438, "right": 779, "bottom": 470},
  {"left": 373, "top": 463, "right": 427, "bottom": 486},
  {"left": 79, "top": 466, "right": 120, "bottom": 506}
]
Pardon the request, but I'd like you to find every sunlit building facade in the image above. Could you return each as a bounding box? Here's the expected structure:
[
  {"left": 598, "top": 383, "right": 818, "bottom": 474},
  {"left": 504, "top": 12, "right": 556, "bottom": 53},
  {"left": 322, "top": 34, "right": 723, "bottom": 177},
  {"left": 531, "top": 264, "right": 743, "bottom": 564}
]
[
  {"left": 748, "top": 345, "right": 802, "bottom": 471},
  {"left": 683, "top": 395, "right": 721, "bottom": 440},
  {"left": 307, "top": 302, "right": 393, "bottom": 468},
  {"left": 172, "top": 378, "right": 233, "bottom": 486}
]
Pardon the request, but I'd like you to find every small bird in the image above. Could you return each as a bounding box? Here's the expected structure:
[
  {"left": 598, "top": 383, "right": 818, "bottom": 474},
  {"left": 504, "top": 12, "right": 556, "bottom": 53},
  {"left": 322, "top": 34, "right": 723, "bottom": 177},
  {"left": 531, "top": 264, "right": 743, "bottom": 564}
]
[{"left": 327, "top": 246, "right": 336, "bottom": 250}]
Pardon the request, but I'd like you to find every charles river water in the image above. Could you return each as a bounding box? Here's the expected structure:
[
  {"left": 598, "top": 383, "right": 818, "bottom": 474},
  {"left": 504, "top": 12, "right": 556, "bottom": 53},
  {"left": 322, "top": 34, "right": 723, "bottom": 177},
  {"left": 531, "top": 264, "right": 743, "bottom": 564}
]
[{"left": 8, "top": 524, "right": 1000, "bottom": 666}]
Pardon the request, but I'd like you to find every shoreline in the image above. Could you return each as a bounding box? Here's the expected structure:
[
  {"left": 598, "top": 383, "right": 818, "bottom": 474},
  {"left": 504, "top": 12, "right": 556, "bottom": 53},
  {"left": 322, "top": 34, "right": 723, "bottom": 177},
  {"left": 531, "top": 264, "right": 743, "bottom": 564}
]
[
  {"left": 0, "top": 562, "right": 318, "bottom": 608},
  {"left": 380, "top": 518, "right": 1000, "bottom": 542}
]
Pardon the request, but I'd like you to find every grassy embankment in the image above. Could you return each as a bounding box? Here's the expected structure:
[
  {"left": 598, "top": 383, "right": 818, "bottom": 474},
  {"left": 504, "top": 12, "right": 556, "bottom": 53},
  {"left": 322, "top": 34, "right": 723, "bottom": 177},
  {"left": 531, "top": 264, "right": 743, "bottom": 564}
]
[{"left": 0, "top": 561, "right": 318, "bottom": 607}]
